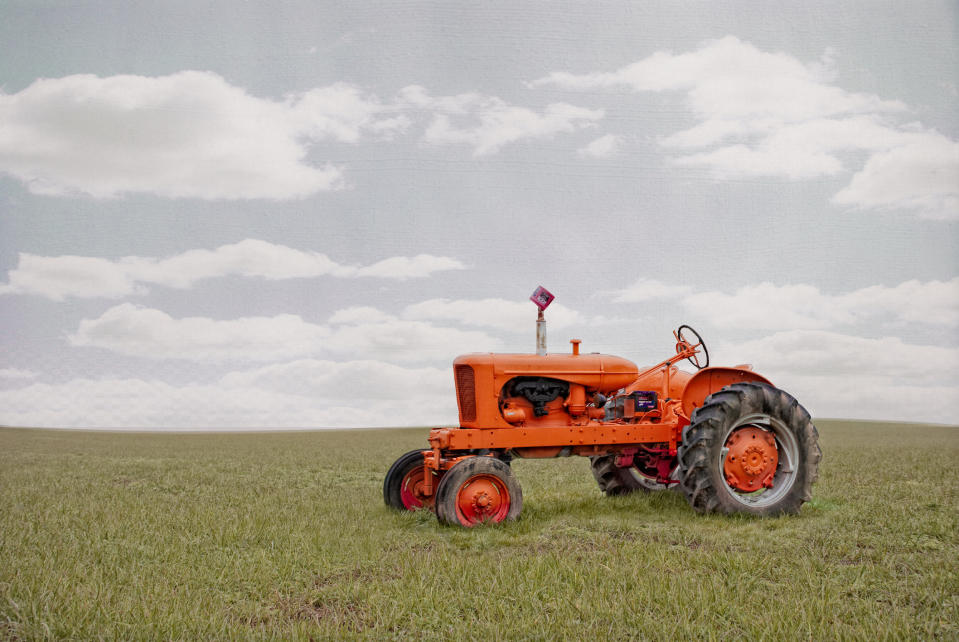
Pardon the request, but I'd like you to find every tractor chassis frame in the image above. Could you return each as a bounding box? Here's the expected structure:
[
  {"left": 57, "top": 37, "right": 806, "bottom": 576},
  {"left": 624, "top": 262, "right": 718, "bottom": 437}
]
[{"left": 419, "top": 419, "right": 684, "bottom": 498}]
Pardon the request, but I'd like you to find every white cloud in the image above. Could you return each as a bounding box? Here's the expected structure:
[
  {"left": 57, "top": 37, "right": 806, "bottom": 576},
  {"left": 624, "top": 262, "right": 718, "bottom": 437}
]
[
  {"left": 400, "top": 85, "right": 604, "bottom": 155},
  {"left": 0, "top": 73, "right": 607, "bottom": 199},
  {"left": 608, "top": 277, "right": 959, "bottom": 423},
  {"left": 0, "top": 254, "right": 146, "bottom": 300},
  {"left": 609, "top": 277, "right": 959, "bottom": 339},
  {"left": 4, "top": 330, "right": 955, "bottom": 427},
  {"left": 68, "top": 304, "right": 501, "bottom": 363},
  {"left": 579, "top": 134, "right": 620, "bottom": 158},
  {"left": 832, "top": 131, "right": 959, "bottom": 220},
  {"left": 0, "top": 359, "right": 458, "bottom": 428},
  {"left": 0, "top": 239, "right": 465, "bottom": 300},
  {"left": 681, "top": 283, "right": 840, "bottom": 330},
  {"left": 0, "top": 368, "right": 37, "bottom": 380},
  {"left": 532, "top": 37, "right": 903, "bottom": 118},
  {"left": 0, "top": 72, "right": 411, "bottom": 199},
  {"left": 219, "top": 358, "right": 450, "bottom": 400},
  {"left": 291, "top": 82, "right": 410, "bottom": 144},
  {"left": 719, "top": 330, "right": 959, "bottom": 378},
  {"left": 354, "top": 254, "right": 466, "bottom": 279},
  {"left": 326, "top": 315, "right": 500, "bottom": 362},
  {"left": 678, "top": 279, "right": 959, "bottom": 330},
  {"left": 121, "top": 238, "right": 355, "bottom": 287},
  {"left": 533, "top": 36, "right": 957, "bottom": 219},
  {"left": 833, "top": 279, "right": 959, "bottom": 327},
  {"left": 69, "top": 304, "right": 331, "bottom": 361},
  {"left": 401, "top": 297, "right": 587, "bottom": 332},
  {"left": 714, "top": 330, "right": 959, "bottom": 422}
]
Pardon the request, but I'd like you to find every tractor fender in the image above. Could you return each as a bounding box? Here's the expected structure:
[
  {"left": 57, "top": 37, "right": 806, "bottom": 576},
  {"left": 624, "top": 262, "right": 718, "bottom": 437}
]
[{"left": 681, "top": 367, "right": 773, "bottom": 419}]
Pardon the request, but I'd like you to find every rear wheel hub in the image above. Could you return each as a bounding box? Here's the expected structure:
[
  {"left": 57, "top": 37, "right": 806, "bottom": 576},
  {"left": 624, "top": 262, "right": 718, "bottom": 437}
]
[{"left": 723, "top": 426, "right": 778, "bottom": 492}]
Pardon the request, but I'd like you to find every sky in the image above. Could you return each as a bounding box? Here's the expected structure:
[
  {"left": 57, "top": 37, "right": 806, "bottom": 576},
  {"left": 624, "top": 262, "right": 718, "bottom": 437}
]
[{"left": 0, "top": 0, "right": 957, "bottom": 428}]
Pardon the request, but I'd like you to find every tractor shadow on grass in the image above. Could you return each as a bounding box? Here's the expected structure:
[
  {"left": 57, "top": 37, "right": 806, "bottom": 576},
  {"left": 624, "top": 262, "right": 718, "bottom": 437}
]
[{"left": 518, "top": 485, "right": 692, "bottom": 525}]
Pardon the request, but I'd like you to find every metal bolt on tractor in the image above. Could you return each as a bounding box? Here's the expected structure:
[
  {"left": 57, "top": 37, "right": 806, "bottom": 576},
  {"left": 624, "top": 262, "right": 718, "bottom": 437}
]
[{"left": 384, "top": 287, "right": 821, "bottom": 527}]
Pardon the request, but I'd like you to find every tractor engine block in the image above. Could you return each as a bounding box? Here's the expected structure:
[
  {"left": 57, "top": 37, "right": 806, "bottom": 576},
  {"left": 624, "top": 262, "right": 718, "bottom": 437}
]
[{"left": 505, "top": 377, "right": 569, "bottom": 416}]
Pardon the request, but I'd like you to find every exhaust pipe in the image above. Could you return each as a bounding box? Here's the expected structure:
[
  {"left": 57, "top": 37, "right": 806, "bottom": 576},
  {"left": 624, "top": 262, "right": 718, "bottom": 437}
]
[
  {"left": 529, "top": 285, "right": 555, "bottom": 357},
  {"left": 536, "top": 309, "right": 547, "bottom": 356}
]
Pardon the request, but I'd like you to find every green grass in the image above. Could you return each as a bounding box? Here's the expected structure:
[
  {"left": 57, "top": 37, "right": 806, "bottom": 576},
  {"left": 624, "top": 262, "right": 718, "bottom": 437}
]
[{"left": 1, "top": 421, "right": 957, "bottom": 640}]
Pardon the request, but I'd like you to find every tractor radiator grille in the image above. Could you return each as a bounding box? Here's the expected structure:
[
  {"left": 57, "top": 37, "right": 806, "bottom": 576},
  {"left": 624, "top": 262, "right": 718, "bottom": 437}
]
[{"left": 454, "top": 365, "right": 476, "bottom": 423}]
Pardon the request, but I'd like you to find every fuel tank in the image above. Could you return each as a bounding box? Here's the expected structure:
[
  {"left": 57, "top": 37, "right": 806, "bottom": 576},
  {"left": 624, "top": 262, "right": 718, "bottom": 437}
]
[{"left": 453, "top": 352, "right": 639, "bottom": 429}]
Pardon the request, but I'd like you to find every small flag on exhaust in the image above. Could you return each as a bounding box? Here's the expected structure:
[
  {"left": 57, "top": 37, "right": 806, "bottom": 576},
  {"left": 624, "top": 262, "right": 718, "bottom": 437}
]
[{"left": 529, "top": 286, "right": 555, "bottom": 310}]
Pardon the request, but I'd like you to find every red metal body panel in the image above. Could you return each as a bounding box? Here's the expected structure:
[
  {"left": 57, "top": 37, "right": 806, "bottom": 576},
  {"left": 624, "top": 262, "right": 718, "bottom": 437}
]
[{"left": 429, "top": 422, "right": 678, "bottom": 451}]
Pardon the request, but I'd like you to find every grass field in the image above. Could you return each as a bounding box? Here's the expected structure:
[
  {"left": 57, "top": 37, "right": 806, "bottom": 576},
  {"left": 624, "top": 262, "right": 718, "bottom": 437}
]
[{"left": 1, "top": 421, "right": 957, "bottom": 640}]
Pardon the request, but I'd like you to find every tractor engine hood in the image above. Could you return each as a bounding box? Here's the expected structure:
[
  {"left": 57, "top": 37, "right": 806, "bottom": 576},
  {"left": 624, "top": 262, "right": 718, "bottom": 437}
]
[{"left": 454, "top": 352, "right": 639, "bottom": 394}]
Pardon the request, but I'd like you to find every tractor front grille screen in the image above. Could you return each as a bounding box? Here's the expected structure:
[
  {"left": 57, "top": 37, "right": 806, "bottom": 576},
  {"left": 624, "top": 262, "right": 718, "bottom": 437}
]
[{"left": 454, "top": 365, "right": 476, "bottom": 423}]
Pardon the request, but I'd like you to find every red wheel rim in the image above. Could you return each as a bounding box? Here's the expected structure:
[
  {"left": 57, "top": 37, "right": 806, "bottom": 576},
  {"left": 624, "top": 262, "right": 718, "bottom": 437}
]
[
  {"left": 723, "top": 426, "right": 778, "bottom": 492},
  {"left": 399, "top": 466, "right": 426, "bottom": 509},
  {"left": 454, "top": 474, "right": 510, "bottom": 525}
]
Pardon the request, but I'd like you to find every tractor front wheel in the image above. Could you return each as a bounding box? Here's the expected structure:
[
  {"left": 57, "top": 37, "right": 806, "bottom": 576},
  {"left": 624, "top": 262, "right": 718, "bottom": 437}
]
[
  {"left": 383, "top": 449, "right": 437, "bottom": 511},
  {"left": 435, "top": 456, "right": 522, "bottom": 526},
  {"left": 677, "top": 382, "right": 821, "bottom": 516}
]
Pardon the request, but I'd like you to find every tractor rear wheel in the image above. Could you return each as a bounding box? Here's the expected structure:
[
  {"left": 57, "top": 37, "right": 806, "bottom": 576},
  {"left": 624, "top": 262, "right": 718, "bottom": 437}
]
[
  {"left": 383, "top": 449, "right": 436, "bottom": 511},
  {"left": 435, "top": 456, "right": 522, "bottom": 526},
  {"left": 677, "top": 382, "right": 821, "bottom": 516},
  {"left": 590, "top": 456, "right": 672, "bottom": 494}
]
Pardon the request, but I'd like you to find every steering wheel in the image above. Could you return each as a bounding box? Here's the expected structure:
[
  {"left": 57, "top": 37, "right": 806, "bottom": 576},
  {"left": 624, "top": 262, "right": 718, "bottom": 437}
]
[{"left": 676, "top": 324, "right": 709, "bottom": 370}]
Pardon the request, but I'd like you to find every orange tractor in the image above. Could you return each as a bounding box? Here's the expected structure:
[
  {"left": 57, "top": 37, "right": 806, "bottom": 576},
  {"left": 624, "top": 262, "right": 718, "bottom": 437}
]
[{"left": 384, "top": 287, "right": 821, "bottom": 527}]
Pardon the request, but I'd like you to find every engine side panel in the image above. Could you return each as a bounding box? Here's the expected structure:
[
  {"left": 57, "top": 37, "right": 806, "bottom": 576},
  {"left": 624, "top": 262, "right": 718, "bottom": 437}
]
[{"left": 453, "top": 352, "right": 639, "bottom": 429}]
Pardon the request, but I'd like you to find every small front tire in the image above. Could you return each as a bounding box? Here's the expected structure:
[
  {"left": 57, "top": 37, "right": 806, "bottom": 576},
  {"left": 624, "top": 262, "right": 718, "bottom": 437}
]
[
  {"left": 383, "top": 449, "right": 435, "bottom": 511},
  {"left": 435, "top": 456, "right": 522, "bottom": 526}
]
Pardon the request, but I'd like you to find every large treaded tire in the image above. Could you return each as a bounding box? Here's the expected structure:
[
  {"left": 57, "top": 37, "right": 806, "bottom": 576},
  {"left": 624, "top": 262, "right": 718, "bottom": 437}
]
[
  {"left": 590, "top": 456, "right": 669, "bottom": 494},
  {"left": 677, "top": 382, "right": 821, "bottom": 516}
]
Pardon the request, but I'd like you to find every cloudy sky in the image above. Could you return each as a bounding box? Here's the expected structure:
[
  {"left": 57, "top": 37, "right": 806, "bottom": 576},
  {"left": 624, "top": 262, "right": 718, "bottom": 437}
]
[{"left": 1, "top": 1, "right": 957, "bottom": 428}]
